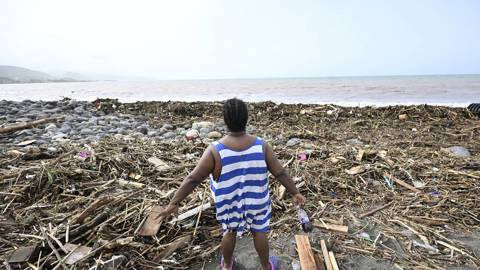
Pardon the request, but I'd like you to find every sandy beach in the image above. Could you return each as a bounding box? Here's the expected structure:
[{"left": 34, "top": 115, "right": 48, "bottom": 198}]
[{"left": 1, "top": 99, "right": 479, "bottom": 269}]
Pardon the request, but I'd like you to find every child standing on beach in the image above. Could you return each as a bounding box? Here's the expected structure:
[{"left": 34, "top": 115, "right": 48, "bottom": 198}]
[{"left": 157, "top": 98, "right": 305, "bottom": 270}]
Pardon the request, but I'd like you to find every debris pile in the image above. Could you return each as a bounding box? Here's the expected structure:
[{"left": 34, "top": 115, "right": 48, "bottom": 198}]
[{"left": 1, "top": 101, "right": 479, "bottom": 269}]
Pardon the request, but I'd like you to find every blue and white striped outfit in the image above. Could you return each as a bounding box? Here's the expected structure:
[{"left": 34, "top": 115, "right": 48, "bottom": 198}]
[{"left": 210, "top": 137, "right": 272, "bottom": 236}]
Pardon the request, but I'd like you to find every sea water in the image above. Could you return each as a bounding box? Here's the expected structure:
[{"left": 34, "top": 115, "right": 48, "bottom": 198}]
[{"left": 0, "top": 74, "right": 478, "bottom": 106}]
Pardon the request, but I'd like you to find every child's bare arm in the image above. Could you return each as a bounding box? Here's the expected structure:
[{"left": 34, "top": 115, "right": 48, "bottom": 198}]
[
  {"left": 156, "top": 145, "right": 214, "bottom": 219},
  {"left": 264, "top": 142, "right": 305, "bottom": 205}
]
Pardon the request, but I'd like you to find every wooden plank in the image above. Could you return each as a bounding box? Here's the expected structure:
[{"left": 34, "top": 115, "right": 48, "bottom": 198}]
[
  {"left": 328, "top": 251, "right": 339, "bottom": 270},
  {"left": 383, "top": 172, "right": 420, "bottom": 193},
  {"left": 75, "top": 196, "right": 114, "bottom": 224},
  {"left": 148, "top": 157, "right": 170, "bottom": 172},
  {"left": 295, "top": 235, "right": 316, "bottom": 270},
  {"left": 313, "top": 221, "right": 348, "bottom": 233},
  {"left": 137, "top": 205, "right": 164, "bottom": 236},
  {"left": 320, "top": 240, "right": 333, "bottom": 270},
  {"left": 313, "top": 253, "right": 326, "bottom": 270},
  {"left": 169, "top": 203, "right": 211, "bottom": 224},
  {"left": 154, "top": 235, "right": 192, "bottom": 261},
  {"left": 8, "top": 245, "right": 38, "bottom": 263},
  {"left": 64, "top": 243, "right": 92, "bottom": 265}
]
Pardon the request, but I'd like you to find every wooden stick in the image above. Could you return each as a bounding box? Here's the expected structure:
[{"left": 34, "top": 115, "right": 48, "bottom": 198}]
[
  {"left": 313, "top": 221, "right": 348, "bottom": 233},
  {"left": 359, "top": 201, "right": 394, "bottom": 218},
  {"left": 320, "top": 240, "right": 333, "bottom": 270},
  {"left": 295, "top": 235, "right": 317, "bottom": 270},
  {"left": 193, "top": 188, "right": 207, "bottom": 237},
  {"left": 0, "top": 117, "right": 62, "bottom": 134},
  {"left": 328, "top": 251, "right": 339, "bottom": 270},
  {"left": 39, "top": 227, "right": 68, "bottom": 270},
  {"left": 383, "top": 172, "right": 420, "bottom": 193}
]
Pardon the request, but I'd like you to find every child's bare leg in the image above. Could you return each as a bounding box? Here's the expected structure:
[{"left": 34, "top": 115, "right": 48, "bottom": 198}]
[
  {"left": 252, "top": 231, "right": 270, "bottom": 270},
  {"left": 221, "top": 231, "right": 236, "bottom": 269}
]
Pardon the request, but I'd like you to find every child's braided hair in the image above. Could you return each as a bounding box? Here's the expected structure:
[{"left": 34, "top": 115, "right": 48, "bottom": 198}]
[{"left": 223, "top": 98, "right": 248, "bottom": 132}]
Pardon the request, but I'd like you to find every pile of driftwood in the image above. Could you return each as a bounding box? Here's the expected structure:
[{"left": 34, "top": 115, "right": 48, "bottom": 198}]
[{"left": 1, "top": 101, "right": 479, "bottom": 269}]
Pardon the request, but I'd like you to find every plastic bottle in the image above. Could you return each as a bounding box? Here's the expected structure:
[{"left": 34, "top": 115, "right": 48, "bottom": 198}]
[{"left": 297, "top": 207, "right": 313, "bottom": 232}]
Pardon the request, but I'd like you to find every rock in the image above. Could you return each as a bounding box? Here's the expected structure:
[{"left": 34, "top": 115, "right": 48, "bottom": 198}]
[
  {"left": 137, "top": 127, "right": 148, "bottom": 135},
  {"left": 185, "top": 129, "right": 200, "bottom": 140},
  {"left": 16, "top": 117, "right": 31, "bottom": 122},
  {"left": 346, "top": 138, "right": 363, "bottom": 145},
  {"left": 17, "top": 130, "right": 33, "bottom": 136},
  {"left": 45, "top": 123, "right": 57, "bottom": 131},
  {"left": 286, "top": 138, "right": 301, "bottom": 147},
  {"left": 444, "top": 146, "right": 471, "bottom": 157},
  {"left": 163, "top": 132, "right": 176, "bottom": 139},
  {"left": 192, "top": 121, "right": 214, "bottom": 130},
  {"left": 199, "top": 127, "right": 212, "bottom": 134},
  {"left": 162, "top": 124, "right": 174, "bottom": 130},
  {"left": 73, "top": 106, "right": 85, "bottom": 114},
  {"left": 59, "top": 124, "right": 72, "bottom": 134},
  {"left": 80, "top": 128, "right": 93, "bottom": 135},
  {"left": 47, "top": 147, "right": 58, "bottom": 153},
  {"left": 147, "top": 130, "right": 159, "bottom": 136},
  {"left": 52, "top": 133, "right": 68, "bottom": 140},
  {"left": 207, "top": 131, "right": 222, "bottom": 139},
  {"left": 398, "top": 114, "right": 408, "bottom": 121}
]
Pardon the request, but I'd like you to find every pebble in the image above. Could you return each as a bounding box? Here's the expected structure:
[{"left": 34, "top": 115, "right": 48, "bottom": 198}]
[
  {"left": 207, "top": 131, "right": 222, "bottom": 139},
  {"left": 199, "top": 127, "right": 212, "bottom": 134},
  {"left": 346, "top": 138, "right": 364, "bottom": 145},
  {"left": 163, "top": 132, "right": 177, "bottom": 139},
  {"left": 137, "top": 127, "right": 148, "bottom": 135},
  {"left": 186, "top": 129, "right": 200, "bottom": 140},
  {"left": 445, "top": 146, "right": 470, "bottom": 157},
  {"left": 80, "top": 128, "right": 93, "bottom": 135},
  {"left": 52, "top": 133, "right": 68, "bottom": 140},
  {"left": 192, "top": 121, "right": 214, "bottom": 130},
  {"left": 45, "top": 123, "right": 57, "bottom": 131},
  {"left": 162, "top": 124, "right": 174, "bottom": 130},
  {"left": 286, "top": 138, "right": 301, "bottom": 147}
]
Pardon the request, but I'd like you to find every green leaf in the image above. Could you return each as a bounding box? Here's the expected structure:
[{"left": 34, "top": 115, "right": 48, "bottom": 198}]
[{"left": 47, "top": 170, "right": 55, "bottom": 184}]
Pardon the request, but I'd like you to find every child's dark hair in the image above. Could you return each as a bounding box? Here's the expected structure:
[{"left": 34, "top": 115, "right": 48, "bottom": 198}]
[{"left": 223, "top": 98, "right": 248, "bottom": 132}]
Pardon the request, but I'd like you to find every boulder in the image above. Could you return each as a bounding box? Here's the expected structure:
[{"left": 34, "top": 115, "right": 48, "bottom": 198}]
[
  {"left": 192, "top": 121, "right": 214, "bottom": 130},
  {"left": 207, "top": 131, "right": 222, "bottom": 139}
]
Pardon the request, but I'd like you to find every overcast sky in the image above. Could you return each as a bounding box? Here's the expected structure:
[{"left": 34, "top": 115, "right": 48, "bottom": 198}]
[{"left": 1, "top": 0, "right": 479, "bottom": 80}]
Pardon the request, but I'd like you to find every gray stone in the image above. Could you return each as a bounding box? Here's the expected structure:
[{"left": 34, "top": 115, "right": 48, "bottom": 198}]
[
  {"left": 346, "top": 138, "right": 364, "bottom": 145},
  {"left": 16, "top": 117, "right": 31, "bottom": 122},
  {"left": 162, "top": 123, "right": 174, "bottom": 130},
  {"left": 163, "top": 132, "right": 177, "bottom": 139},
  {"left": 17, "top": 130, "right": 33, "bottom": 136},
  {"left": 98, "top": 120, "right": 106, "bottom": 126},
  {"left": 137, "top": 127, "right": 148, "bottom": 135},
  {"left": 445, "top": 146, "right": 471, "bottom": 157},
  {"left": 199, "top": 127, "right": 212, "bottom": 134},
  {"left": 147, "top": 130, "right": 159, "bottom": 136},
  {"left": 45, "top": 123, "right": 57, "bottom": 131},
  {"left": 80, "top": 128, "right": 93, "bottom": 135},
  {"left": 59, "top": 124, "right": 72, "bottom": 133},
  {"left": 65, "top": 115, "right": 76, "bottom": 122},
  {"left": 192, "top": 121, "right": 214, "bottom": 130},
  {"left": 52, "top": 133, "right": 68, "bottom": 140},
  {"left": 74, "top": 106, "right": 85, "bottom": 114},
  {"left": 286, "top": 138, "right": 301, "bottom": 147}
]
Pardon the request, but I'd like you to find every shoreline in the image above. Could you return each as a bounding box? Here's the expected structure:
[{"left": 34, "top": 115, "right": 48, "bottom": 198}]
[
  {"left": 1, "top": 99, "right": 479, "bottom": 269},
  {"left": 0, "top": 97, "right": 474, "bottom": 108}
]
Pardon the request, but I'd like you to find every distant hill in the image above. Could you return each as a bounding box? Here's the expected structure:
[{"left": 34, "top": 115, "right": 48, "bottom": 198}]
[{"left": 0, "top": 65, "right": 77, "bottom": 83}]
